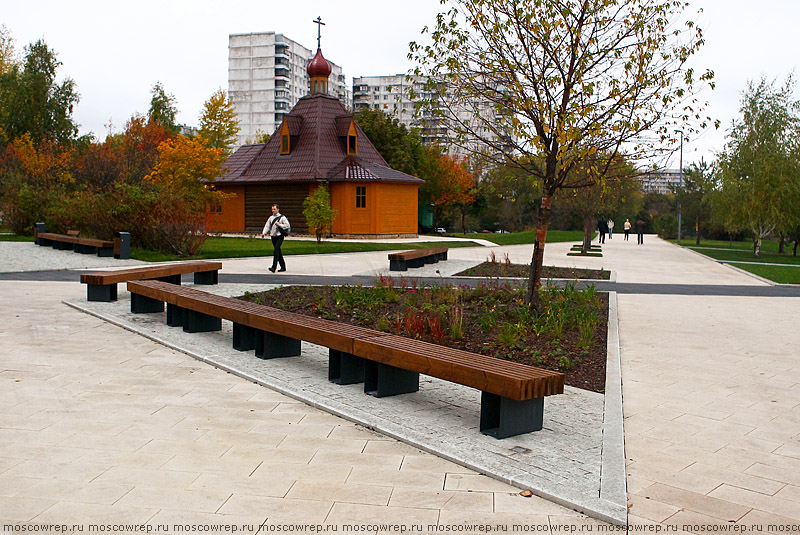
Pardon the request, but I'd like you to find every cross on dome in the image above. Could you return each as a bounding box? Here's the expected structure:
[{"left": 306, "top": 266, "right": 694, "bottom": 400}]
[{"left": 313, "top": 16, "right": 325, "bottom": 49}]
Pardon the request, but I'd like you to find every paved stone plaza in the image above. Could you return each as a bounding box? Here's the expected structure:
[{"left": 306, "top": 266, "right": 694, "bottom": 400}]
[{"left": 1, "top": 236, "right": 799, "bottom": 531}]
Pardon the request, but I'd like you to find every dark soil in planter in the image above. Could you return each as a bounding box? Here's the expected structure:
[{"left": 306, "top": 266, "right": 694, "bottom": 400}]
[
  {"left": 455, "top": 262, "right": 610, "bottom": 280},
  {"left": 239, "top": 281, "right": 609, "bottom": 393}
]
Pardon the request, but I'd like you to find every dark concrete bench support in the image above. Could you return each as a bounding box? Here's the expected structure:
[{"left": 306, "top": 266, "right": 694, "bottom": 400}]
[
  {"left": 233, "top": 323, "right": 257, "bottom": 351},
  {"left": 131, "top": 293, "right": 164, "bottom": 314},
  {"left": 480, "top": 393, "right": 545, "bottom": 439},
  {"left": 255, "top": 331, "right": 301, "bottom": 359},
  {"left": 183, "top": 309, "right": 221, "bottom": 333},
  {"left": 194, "top": 270, "right": 218, "bottom": 285},
  {"left": 87, "top": 283, "right": 117, "bottom": 303},
  {"left": 364, "top": 360, "right": 420, "bottom": 398},
  {"left": 329, "top": 350, "right": 365, "bottom": 385},
  {"left": 166, "top": 304, "right": 184, "bottom": 327}
]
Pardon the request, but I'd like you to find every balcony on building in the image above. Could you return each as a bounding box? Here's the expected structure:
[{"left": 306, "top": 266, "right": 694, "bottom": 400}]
[
  {"left": 275, "top": 43, "right": 290, "bottom": 59},
  {"left": 274, "top": 64, "right": 290, "bottom": 80}
]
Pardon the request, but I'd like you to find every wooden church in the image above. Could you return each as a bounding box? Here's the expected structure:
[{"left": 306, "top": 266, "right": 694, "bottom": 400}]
[{"left": 207, "top": 43, "right": 423, "bottom": 237}]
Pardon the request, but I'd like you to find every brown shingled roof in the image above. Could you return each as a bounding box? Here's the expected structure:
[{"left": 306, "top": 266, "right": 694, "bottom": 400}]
[{"left": 216, "top": 94, "right": 423, "bottom": 185}]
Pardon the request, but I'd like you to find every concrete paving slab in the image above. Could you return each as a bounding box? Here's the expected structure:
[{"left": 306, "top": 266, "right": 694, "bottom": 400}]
[{"left": 64, "top": 279, "right": 628, "bottom": 524}]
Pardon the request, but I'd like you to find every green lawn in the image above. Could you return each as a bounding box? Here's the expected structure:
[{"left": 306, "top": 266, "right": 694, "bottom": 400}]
[
  {"left": 446, "top": 229, "right": 584, "bottom": 245},
  {"left": 736, "top": 264, "right": 800, "bottom": 284},
  {"left": 131, "top": 237, "right": 483, "bottom": 262},
  {"left": 0, "top": 234, "right": 34, "bottom": 242},
  {"left": 673, "top": 238, "right": 789, "bottom": 254},
  {"left": 675, "top": 239, "right": 800, "bottom": 284}
]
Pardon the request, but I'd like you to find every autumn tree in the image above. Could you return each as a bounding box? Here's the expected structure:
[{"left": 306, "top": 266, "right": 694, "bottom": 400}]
[
  {"left": 410, "top": 0, "right": 715, "bottom": 307},
  {"left": 80, "top": 114, "right": 171, "bottom": 186},
  {"left": 0, "top": 133, "right": 75, "bottom": 233},
  {"left": 555, "top": 154, "right": 640, "bottom": 252},
  {"left": 0, "top": 39, "right": 80, "bottom": 147},
  {"left": 419, "top": 149, "right": 476, "bottom": 231},
  {"left": 143, "top": 135, "right": 228, "bottom": 255},
  {"left": 715, "top": 76, "right": 800, "bottom": 257},
  {"left": 199, "top": 89, "right": 240, "bottom": 156},
  {"left": 0, "top": 25, "right": 16, "bottom": 75},
  {"left": 148, "top": 82, "right": 179, "bottom": 135},
  {"left": 303, "top": 185, "right": 338, "bottom": 242}
]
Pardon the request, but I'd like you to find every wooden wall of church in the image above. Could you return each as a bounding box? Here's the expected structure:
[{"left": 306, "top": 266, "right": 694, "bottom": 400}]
[
  {"left": 244, "top": 183, "right": 311, "bottom": 233},
  {"left": 330, "top": 182, "right": 419, "bottom": 235}
]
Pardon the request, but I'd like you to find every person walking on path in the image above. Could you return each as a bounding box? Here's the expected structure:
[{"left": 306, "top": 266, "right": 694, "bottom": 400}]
[
  {"left": 636, "top": 218, "right": 645, "bottom": 244},
  {"left": 623, "top": 219, "right": 631, "bottom": 241},
  {"left": 261, "top": 204, "right": 291, "bottom": 272},
  {"left": 608, "top": 219, "right": 615, "bottom": 239},
  {"left": 597, "top": 219, "right": 609, "bottom": 244}
]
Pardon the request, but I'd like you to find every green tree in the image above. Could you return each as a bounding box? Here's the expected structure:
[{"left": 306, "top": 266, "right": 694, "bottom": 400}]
[
  {"left": 199, "top": 89, "right": 240, "bottom": 156},
  {"left": 475, "top": 160, "right": 541, "bottom": 232},
  {"left": 715, "top": 76, "right": 800, "bottom": 257},
  {"left": 410, "top": 0, "right": 715, "bottom": 307},
  {"left": 353, "top": 108, "right": 425, "bottom": 176},
  {"left": 0, "top": 39, "right": 80, "bottom": 147},
  {"left": 303, "top": 185, "right": 337, "bottom": 242},
  {"left": 674, "top": 159, "right": 715, "bottom": 245},
  {"left": 148, "top": 82, "right": 179, "bottom": 134}
]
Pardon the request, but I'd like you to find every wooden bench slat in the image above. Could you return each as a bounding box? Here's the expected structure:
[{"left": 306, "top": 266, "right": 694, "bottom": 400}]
[
  {"left": 387, "top": 247, "right": 449, "bottom": 261},
  {"left": 352, "top": 335, "right": 563, "bottom": 401},
  {"left": 81, "top": 262, "right": 222, "bottom": 285}
]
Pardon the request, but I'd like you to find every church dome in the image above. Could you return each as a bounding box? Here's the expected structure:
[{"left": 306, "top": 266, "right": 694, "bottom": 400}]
[{"left": 307, "top": 48, "right": 332, "bottom": 78}]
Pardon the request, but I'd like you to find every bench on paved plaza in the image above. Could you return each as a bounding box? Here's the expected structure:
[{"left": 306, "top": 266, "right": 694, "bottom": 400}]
[
  {"left": 388, "top": 247, "right": 448, "bottom": 271},
  {"left": 126, "top": 279, "right": 564, "bottom": 438},
  {"left": 37, "top": 232, "right": 116, "bottom": 257},
  {"left": 34, "top": 224, "right": 131, "bottom": 260},
  {"left": 81, "top": 261, "right": 222, "bottom": 302}
]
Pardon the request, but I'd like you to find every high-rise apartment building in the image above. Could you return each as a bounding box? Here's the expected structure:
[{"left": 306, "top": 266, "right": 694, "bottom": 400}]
[
  {"left": 353, "top": 74, "right": 509, "bottom": 155},
  {"left": 640, "top": 168, "right": 682, "bottom": 194},
  {"left": 228, "top": 32, "right": 350, "bottom": 148}
]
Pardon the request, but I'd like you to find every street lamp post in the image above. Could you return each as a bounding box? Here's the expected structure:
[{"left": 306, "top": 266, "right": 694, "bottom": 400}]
[{"left": 677, "top": 130, "right": 683, "bottom": 245}]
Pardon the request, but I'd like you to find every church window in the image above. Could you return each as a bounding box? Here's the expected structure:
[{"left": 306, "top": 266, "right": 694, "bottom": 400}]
[
  {"left": 356, "top": 186, "right": 366, "bottom": 208},
  {"left": 347, "top": 121, "right": 358, "bottom": 156},
  {"left": 280, "top": 119, "right": 291, "bottom": 155}
]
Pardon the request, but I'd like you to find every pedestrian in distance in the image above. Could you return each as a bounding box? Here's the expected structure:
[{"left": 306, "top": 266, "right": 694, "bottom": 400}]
[
  {"left": 636, "top": 218, "right": 645, "bottom": 244},
  {"left": 608, "top": 219, "right": 614, "bottom": 239},
  {"left": 597, "top": 219, "right": 609, "bottom": 244},
  {"left": 623, "top": 219, "right": 631, "bottom": 241},
  {"left": 261, "top": 204, "right": 291, "bottom": 272}
]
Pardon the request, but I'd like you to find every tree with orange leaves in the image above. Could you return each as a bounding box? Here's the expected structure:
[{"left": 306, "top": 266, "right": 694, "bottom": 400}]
[
  {"left": 420, "top": 148, "right": 476, "bottom": 231},
  {"left": 141, "top": 135, "right": 230, "bottom": 255}
]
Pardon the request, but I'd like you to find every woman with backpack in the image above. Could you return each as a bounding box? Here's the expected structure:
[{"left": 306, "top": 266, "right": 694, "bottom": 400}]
[{"left": 261, "top": 204, "right": 291, "bottom": 272}]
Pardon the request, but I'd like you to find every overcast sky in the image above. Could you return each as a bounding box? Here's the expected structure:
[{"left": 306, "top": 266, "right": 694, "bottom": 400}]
[{"left": 3, "top": 0, "right": 798, "bottom": 167}]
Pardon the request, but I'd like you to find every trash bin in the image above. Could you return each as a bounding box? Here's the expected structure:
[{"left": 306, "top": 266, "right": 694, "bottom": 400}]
[
  {"left": 34, "top": 222, "right": 47, "bottom": 245},
  {"left": 114, "top": 231, "right": 130, "bottom": 259}
]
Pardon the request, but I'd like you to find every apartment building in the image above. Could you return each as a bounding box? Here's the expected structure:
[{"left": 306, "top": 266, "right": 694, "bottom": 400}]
[
  {"left": 352, "top": 74, "right": 509, "bottom": 155},
  {"left": 228, "top": 32, "right": 350, "bottom": 147},
  {"left": 640, "top": 168, "right": 683, "bottom": 194}
]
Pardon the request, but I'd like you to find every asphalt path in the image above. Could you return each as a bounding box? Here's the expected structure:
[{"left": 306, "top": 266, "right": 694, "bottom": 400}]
[{"left": 2, "top": 269, "right": 799, "bottom": 297}]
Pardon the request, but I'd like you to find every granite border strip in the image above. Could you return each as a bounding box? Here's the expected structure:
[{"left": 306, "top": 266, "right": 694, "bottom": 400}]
[
  {"left": 600, "top": 291, "right": 627, "bottom": 520},
  {"left": 64, "top": 288, "right": 627, "bottom": 526}
]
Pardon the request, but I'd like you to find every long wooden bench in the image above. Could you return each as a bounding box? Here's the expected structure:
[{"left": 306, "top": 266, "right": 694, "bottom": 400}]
[
  {"left": 126, "top": 279, "right": 564, "bottom": 438},
  {"left": 81, "top": 261, "right": 222, "bottom": 302},
  {"left": 34, "top": 223, "right": 131, "bottom": 259},
  {"left": 37, "top": 232, "right": 116, "bottom": 257},
  {"left": 388, "top": 247, "right": 448, "bottom": 271}
]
